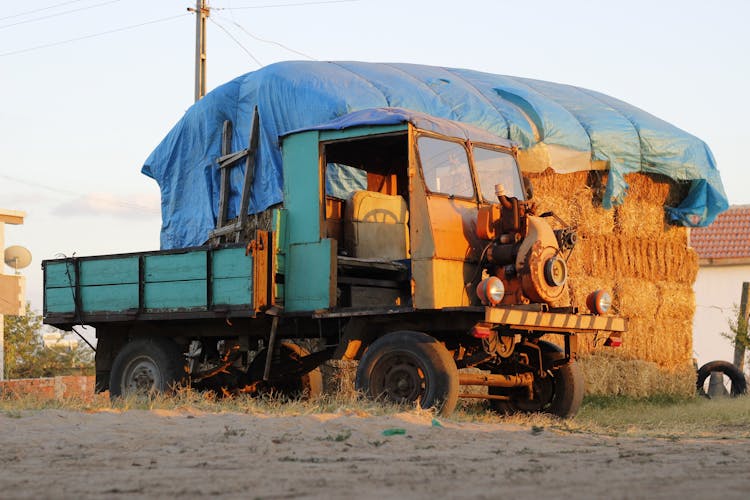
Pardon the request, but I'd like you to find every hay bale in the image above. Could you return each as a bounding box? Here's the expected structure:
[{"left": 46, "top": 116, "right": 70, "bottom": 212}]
[
  {"left": 530, "top": 169, "right": 698, "bottom": 396},
  {"left": 321, "top": 360, "right": 358, "bottom": 396},
  {"left": 579, "top": 353, "right": 695, "bottom": 398},
  {"left": 528, "top": 170, "right": 614, "bottom": 236}
]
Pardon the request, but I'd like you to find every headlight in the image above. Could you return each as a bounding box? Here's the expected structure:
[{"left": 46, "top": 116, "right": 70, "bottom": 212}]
[
  {"left": 544, "top": 256, "right": 567, "bottom": 287},
  {"left": 476, "top": 276, "right": 505, "bottom": 306},
  {"left": 586, "top": 289, "right": 612, "bottom": 315}
]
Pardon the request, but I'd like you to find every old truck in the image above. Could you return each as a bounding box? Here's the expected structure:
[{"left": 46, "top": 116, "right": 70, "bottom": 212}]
[{"left": 43, "top": 107, "right": 626, "bottom": 417}]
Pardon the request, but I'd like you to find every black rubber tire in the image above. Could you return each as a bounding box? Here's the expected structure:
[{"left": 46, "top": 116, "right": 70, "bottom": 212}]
[
  {"left": 109, "top": 337, "right": 185, "bottom": 399},
  {"left": 696, "top": 360, "right": 747, "bottom": 398},
  {"left": 490, "top": 340, "right": 584, "bottom": 419},
  {"left": 355, "top": 330, "right": 459, "bottom": 416}
]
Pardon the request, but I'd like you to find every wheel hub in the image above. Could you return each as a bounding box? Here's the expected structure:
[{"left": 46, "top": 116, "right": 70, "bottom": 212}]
[
  {"left": 124, "top": 357, "right": 161, "bottom": 394},
  {"left": 375, "top": 355, "right": 426, "bottom": 403}
]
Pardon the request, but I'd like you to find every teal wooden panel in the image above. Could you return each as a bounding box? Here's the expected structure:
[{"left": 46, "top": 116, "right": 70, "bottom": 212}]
[
  {"left": 45, "top": 287, "right": 75, "bottom": 313},
  {"left": 285, "top": 239, "right": 333, "bottom": 311},
  {"left": 319, "top": 124, "right": 407, "bottom": 142},
  {"left": 144, "top": 280, "right": 207, "bottom": 310},
  {"left": 80, "top": 257, "right": 139, "bottom": 286},
  {"left": 45, "top": 261, "right": 77, "bottom": 288},
  {"left": 212, "top": 277, "right": 251, "bottom": 306},
  {"left": 212, "top": 248, "right": 252, "bottom": 279},
  {"left": 81, "top": 284, "right": 138, "bottom": 312},
  {"left": 144, "top": 251, "right": 206, "bottom": 282},
  {"left": 282, "top": 131, "right": 322, "bottom": 245}
]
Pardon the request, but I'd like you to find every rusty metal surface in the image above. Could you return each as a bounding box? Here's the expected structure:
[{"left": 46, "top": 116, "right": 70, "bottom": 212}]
[
  {"left": 458, "top": 371, "right": 535, "bottom": 388},
  {"left": 485, "top": 306, "right": 627, "bottom": 333},
  {"left": 251, "top": 231, "right": 271, "bottom": 313}
]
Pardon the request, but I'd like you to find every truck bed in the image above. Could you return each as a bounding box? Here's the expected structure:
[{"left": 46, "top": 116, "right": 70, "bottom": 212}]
[{"left": 43, "top": 244, "right": 254, "bottom": 327}]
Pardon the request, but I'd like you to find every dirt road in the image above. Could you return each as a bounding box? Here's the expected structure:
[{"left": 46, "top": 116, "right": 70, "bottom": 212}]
[{"left": 1, "top": 409, "right": 748, "bottom": 499}]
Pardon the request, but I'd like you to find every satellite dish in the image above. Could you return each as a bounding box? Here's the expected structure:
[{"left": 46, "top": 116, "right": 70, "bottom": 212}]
[{"left": 4, "top": 245, "right": 32, "bottom": 270}]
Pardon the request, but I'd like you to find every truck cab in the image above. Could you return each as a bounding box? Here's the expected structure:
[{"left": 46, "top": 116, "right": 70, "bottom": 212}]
[{"left": 281, "top": 109, "right": 567, "bottom": 313}]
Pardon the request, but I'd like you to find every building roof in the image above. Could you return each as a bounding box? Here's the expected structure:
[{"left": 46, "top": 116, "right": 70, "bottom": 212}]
[{"left": 691, "top": 205, "right": 750, "bottom": 264}]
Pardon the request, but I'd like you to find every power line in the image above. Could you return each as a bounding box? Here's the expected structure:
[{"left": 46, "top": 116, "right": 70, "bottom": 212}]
[
  {"left": 0, "top": 0, "right": 122, "bottom": 31},
  {"left": 208, "top": 16, "right": 263, "bottom": 66},
  {"left": 213, "top": 12, "right": 315, "bottom": 60},
  {"left": 215, "top": 0, "right": 361, "bottom": 10},
  {"left": 0, "top": 13, "right": 189, "bottom": 57},
  {"left": 0, "top": 174, "right": 159, "bottom": 214},
  {"left": 0, "top": 0, "right": 89, "bottom": 22}
]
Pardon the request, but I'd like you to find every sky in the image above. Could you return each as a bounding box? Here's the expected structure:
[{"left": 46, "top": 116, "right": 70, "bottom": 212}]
[{"left": 1, "top": 0, "right": 750, "bottom": 353}]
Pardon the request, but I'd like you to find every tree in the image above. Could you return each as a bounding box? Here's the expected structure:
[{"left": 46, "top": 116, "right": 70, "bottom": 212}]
[{"left": 3, "top": 304, "right": 94, "bottom": 379}]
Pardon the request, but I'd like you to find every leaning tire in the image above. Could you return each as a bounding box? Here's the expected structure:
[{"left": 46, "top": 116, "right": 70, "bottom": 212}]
[
  {"left": 355, "top": 330, "right": 459, "bottom": 416},
  {"left": 490, "top": 340, "right": 584, "bottom": 419},
  {"left": 110, "top": 337, "right": 185, "bottom": 399},
  {"left": 696, "top": 360, "right": 747, "bottom": 398}
]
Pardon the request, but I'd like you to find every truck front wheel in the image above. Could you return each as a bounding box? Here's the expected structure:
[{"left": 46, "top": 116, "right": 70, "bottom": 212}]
[
  {"left": 490, "top": 340, "right": 583, "bottom": 418},
  {"left": 355, "top": 331, "right": 459, "bottom": 415},
  {"left": 109, "top": 337, "right": 185, "bottom": 399}
]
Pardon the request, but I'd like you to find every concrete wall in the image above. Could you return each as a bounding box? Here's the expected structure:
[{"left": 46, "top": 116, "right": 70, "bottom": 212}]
[{"left": 693, "top": 265, "right": 750, "bottom": 368}]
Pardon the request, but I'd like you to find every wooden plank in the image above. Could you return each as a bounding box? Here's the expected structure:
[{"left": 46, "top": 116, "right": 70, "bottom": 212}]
[
  {"left": 238, "top": 107, "right": 259, "bottom": 227},
  {"left": 144, "top": 251, "right": 207, "bottom": 282},
  {"left": 217, "top": 120, "right": 233, "bottom": 228},
  {"left": 79, "top": 257, "right": 139, "bottom": 286},
  {"left": 212, "top": 247, "right": 252, "bottom": 279},
  {"left": 80, "top": 284, "right": 138, "bottom": 312},
  {"left": 44, "top": 261, "right": 77, "bottom": 288},
  {"left": 144, "top": 280, "right": 207, "bottom": 310},
  {"left": 213, "top": 277, "right": 252, "bottom": 306},
  {"left": 45, "top": 287, "right": 76, "bottom": 314}
]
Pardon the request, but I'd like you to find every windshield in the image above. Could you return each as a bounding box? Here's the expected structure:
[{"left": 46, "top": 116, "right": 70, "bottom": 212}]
[
  {"left": 473, "top": 146, "right": 525, "bottom": 202},
  {"left": 417, "top": 137, "right": 474, "bottom": 198}
]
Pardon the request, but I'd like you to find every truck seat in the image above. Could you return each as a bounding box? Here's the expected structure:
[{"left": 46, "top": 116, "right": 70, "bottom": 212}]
[{"left": 344, "top": 191, "right": 410, "bottom": 260}]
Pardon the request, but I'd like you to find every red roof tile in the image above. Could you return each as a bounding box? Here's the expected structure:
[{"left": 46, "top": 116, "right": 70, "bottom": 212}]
[{"left": 690, "top": 205, "right": 750, "bottom": 260}]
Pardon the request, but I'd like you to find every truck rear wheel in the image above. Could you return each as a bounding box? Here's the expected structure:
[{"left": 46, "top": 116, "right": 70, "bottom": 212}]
[
  {"left": 355, "top": 330, "right": 459, "bottom": 416},
  {"left": 109, "top": 337, "right": 185, "bottom": 399},
  {"left": 490, "top": 340, "right": 583, "bottom": 418}
]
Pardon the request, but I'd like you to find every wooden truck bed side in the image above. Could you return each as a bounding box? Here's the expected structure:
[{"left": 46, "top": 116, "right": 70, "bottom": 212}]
[{"left": 43, "top": 245, "right": 254, "bottom": 326}]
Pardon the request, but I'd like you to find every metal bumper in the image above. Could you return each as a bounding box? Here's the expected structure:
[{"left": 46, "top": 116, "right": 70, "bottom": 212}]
[{"left": 484, "top": 306, "right": 627, "bottom": 334}]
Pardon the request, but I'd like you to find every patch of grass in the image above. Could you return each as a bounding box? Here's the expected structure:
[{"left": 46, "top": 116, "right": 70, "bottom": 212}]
[
  {"left": 572, "top": 394, "right": 750, "bottom": 438},
  {"left": 3, "top": 386, "right": 750, "bottom": 440}
]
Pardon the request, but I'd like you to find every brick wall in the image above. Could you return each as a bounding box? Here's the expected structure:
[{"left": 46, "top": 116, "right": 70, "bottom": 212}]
[{"left": 0, "top": 376, "right": 95, "bottom": 400}]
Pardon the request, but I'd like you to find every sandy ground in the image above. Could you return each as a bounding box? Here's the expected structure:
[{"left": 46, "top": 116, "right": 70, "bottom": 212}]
[{"left": 1, "top": 409, "right": 749, "bottom": 499}]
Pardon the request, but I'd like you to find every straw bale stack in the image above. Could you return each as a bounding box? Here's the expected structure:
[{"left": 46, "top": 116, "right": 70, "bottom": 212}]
[{"left": 530, "top": 169, "right": 697, "bottom": 396}]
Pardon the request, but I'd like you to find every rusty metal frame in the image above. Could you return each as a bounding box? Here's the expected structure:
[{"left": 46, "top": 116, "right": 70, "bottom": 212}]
[{"left": 485, "top": 305, "right": 627, "bottom": 333}]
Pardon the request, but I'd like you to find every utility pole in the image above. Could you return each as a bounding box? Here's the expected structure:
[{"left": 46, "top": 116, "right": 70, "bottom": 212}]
[
  {"left": 733, "top": 282, "right": 749, "bottom": 371},
  {"left": 190, "top": 0, "right": 209, "bottom": 102}
]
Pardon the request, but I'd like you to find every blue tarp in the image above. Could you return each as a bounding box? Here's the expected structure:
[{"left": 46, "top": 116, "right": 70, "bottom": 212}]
[{"left": 142, "top": 61, "right": 728, "bottom": 250}]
